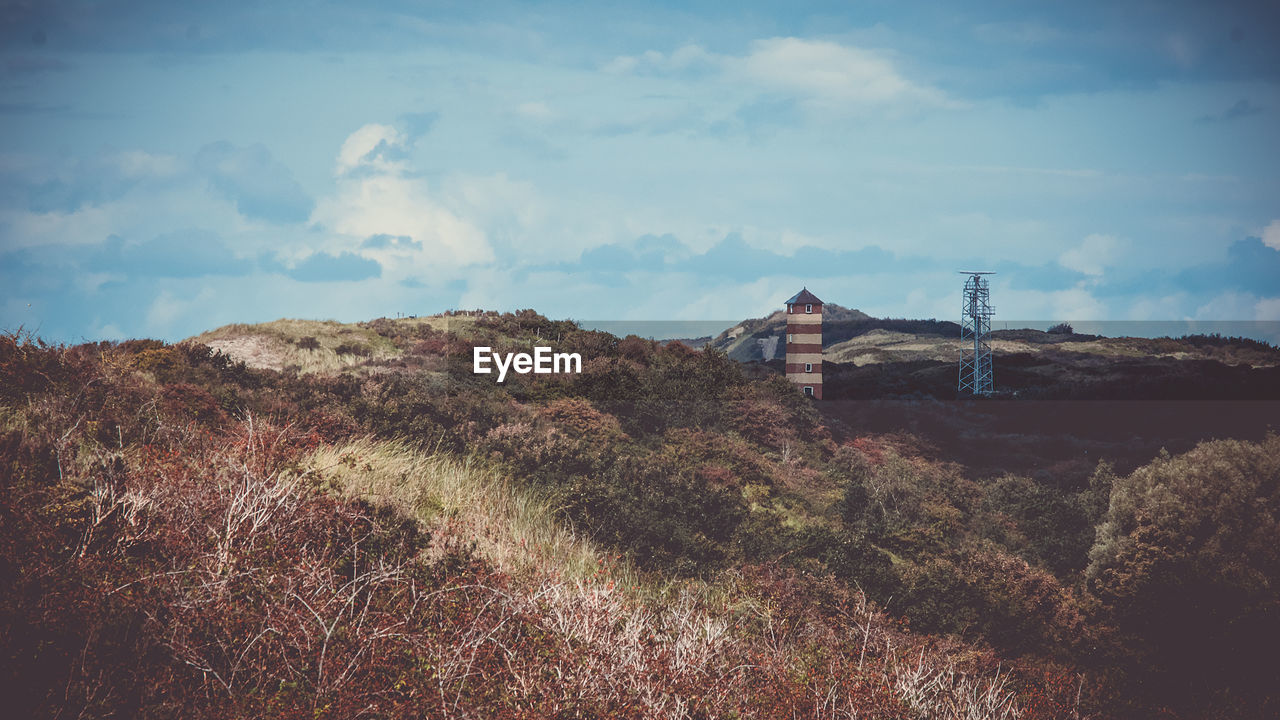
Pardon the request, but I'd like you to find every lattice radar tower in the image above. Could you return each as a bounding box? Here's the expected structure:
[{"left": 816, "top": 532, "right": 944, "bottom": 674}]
[{"left": 958, "top": 272, "right": 995, "bottom": 396}]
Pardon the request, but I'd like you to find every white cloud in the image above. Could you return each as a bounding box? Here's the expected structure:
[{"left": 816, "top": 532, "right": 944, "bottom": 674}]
[
  {"left": 1049, "top": 286, "right": 1109, "bottom": 319},
  {"left": 671, "top": 276, "right": 796, "bottom": 320},
  {"left": 602, "top": 44, "right": 716, "bottom": 75},
  {"left": 1125, "top": 293, "right": 1188, "bottom": 321},
  {"left": 1192, "top": 291, "right": 1259, "bottom": 321},
  {"left": 0, "top": 149, "right": 193, "bottom": 250},
  {"left": 601, "top": 55, "right": 639, "bottom": 74},
  {"left": 602, "top": 38, "right": 951, "bottom": 114},
  {"left": 667, "top": 44, "right": 717, "bottom": 71},
  {"left": 1255, "top": 297, "right": 1280, "bottom": 321},
  {"left": 112, "top": 150, "right": 183, "bottom": 179},
  {"left": 1, "top": 203, "right": 118, "bottom": 250},
  {"left": 146, "top": 287, "right": 216, "bottom": 335},
  {"left": 94, "top": 323, "right": 126, "bottom": 341},
  {"left": 1059, "top": 233, "right": 1126, "bottom": 277},
  {"left": 335, "top": 123, "right": 408, "bottom": 176},
  {"left": 311, "top": 124, "right": 495, "bottom": 276},
  {"left": 1262, "top": 219, "right": 1280, "bottom": 251},
  {"left": 443, "top": 172, "right": 550, "bottom": 253},
  {"left": 732, "top": 37, "right": 954, "bottom": 112},
  {"left": 313, "top": 174, "right": 492, "bottom": 269},
  {"left": 995, "top": 283, "right": 1109, "bottom": 321}
]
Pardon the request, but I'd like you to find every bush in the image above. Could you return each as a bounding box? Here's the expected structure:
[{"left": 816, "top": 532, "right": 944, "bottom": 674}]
[
  {"left": 1047, "top": 322, "right": 1074, "bottom": 335},
  {"left": 563, "top": 453, "right": 747, "bottom": 574},
  {"left": 334, "top": 341, "right": 370, "bottom": 357},
  {"left": 129, "top": 346, "right": 184, "bottom": 378},
  {"left": 538, "top": 397, "right": 625, "bottom": 442},
  {"left": 1087, "top": 435, "right": 1280, "bottom": 715},
  {"left": 0, "top": 330, "right": 76, "bottom": 400},
  {"left": 978, "top": 474, "right": 1094, "bottom": 574},
  {"left": 295, "top": 335, "right": 321, "bottom": 351}
]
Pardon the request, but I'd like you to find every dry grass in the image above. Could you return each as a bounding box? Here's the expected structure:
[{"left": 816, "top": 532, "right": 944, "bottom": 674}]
[
  {"left": 191, "top": 319, "right": 394, "bottom": 374},
  {"left": 187, "top": 315, "right": 486, "bottom": 374},
  {"left": 388, "top": 314, "right": 477, "bottom": 334},
  {"left": 300, "top": 441, "right": 1026, "bottom": 719},
  {"left": 305, "top": 439, "right": 626, "bottom": 584}
]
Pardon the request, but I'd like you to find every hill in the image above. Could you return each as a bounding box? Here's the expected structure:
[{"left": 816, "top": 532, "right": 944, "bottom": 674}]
[
  {"left": 4, "top": 311, "right": 1280, "bottom": 718},
  {"left": 190, "top": 315, "right": 466, "bottom": 373},
  {"left": 710, "top": 306, "right": 1280, "bottom": 369},
  {"left": 708, "top": 303, "right": 871, "bottom": 361}
]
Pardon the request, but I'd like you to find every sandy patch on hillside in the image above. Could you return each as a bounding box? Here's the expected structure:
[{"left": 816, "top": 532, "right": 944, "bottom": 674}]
[
  {"left": 825, "top": 330, "right": 1046, "bottom": 364},
  {"left": 206, "top": 336, "right": 286, "bottom": 371}
]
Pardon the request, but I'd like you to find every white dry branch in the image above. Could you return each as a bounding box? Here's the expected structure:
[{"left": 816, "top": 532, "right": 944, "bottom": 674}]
[
  {"left": 891, "top": 646, "right": 1020, "bottom": 720},
  {"left": 79, "top": 477, "right": 153, "bottom": 558}
]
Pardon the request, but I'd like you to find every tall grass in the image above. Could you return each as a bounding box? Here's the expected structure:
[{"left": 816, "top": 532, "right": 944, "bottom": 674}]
[
  {"left": 306, "top": 439, "right": 628, "bottom": 584},
  {"left": 301, "top": 440, "right": 1024, "bottom": 719}
]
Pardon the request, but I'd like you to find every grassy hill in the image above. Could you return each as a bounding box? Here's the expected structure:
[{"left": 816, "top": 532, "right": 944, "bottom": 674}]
[
  {"left": 708, "top": 304, "right": 872, "bottom": 361},
  {"left": 190, "top": 315, "right": 469, "bottom": 373},
  {"left": 710, "top": 305, "right": 1280, "bottom": 370},
  {"left": 3, "top": 311, "right": 1279, "bottom": 718}
]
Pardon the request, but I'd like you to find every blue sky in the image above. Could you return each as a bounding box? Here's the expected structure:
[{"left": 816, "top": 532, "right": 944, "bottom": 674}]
[{"left": 1, "top": 0, "right": 1278, "bottom": 342}]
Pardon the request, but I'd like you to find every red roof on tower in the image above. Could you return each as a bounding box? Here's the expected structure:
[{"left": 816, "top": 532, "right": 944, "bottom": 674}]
[{"left": 785, "top": 288, "right": 823, "bottom": 306}]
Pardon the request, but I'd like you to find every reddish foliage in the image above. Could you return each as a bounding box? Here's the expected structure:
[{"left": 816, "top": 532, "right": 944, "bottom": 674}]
[{"left": 538, "top": 397, "right": 625, "bottom": 441}]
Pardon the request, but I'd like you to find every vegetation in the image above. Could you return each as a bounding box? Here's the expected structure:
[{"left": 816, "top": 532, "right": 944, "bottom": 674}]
[
  {"left": 822, "top": 350, "right": 1280, "bottom": 400},
  {"left": 1086, "top": 437, "right": 1280, "bottom": 716},
  {"left": 2, "top": 312, "right": 1277, "bottom": 718}
]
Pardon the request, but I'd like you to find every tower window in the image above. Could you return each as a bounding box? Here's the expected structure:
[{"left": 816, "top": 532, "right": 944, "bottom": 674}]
[
  {"left": 805, "top": 303, "right": 813, "bottom": 313},
  {"left": 805, "top": 363, "right": 812, "bottom": 372},
  {"left": 803, "top": 386, "right": 814, "bottom": 396},
  {"left": 787, "top": 334, "right": 793, "bottom": 343}
]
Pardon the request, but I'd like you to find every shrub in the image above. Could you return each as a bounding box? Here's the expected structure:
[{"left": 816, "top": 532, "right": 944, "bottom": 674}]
[
  {"left": 161, "top": 382, "right": 228, "bottom": 425},
  {"left": 333, "top": 341, "right": 371, "bottom": 357},
  {"left": 1087, "top": 435, "right": 1280, "bottom": 715},
  {"left": 978, "top": 474, "right": 1094, "bottom": 574},
  {"left": 563, "top": 452, "right": 747, "bottom": 574},
  {"left": 295, "top": 335, "right": 321, "bottom": 351},
  {"left": 538, "top": 397, "right": 625, "bottom": 442},
  {"left": 724, "top": 377, "right": 818, "bottom": 451},
  {"left": 0, "top": 329, "right": 74, "bottom": 400}
]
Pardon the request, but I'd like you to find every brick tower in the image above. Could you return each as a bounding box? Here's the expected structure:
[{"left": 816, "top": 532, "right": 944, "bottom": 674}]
[{"left": 784, "top": 288, "right": 823, "bottom": 399}]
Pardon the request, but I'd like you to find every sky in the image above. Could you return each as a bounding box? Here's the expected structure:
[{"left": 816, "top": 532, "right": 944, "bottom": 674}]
[{"left": 1, "top": 0, "right": 1279, "bottom": 342}]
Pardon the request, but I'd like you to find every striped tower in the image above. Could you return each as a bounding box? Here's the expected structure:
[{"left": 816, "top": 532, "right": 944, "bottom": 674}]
[{"left": 784, "top": 288, "right": 823, "bottom": 399}]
